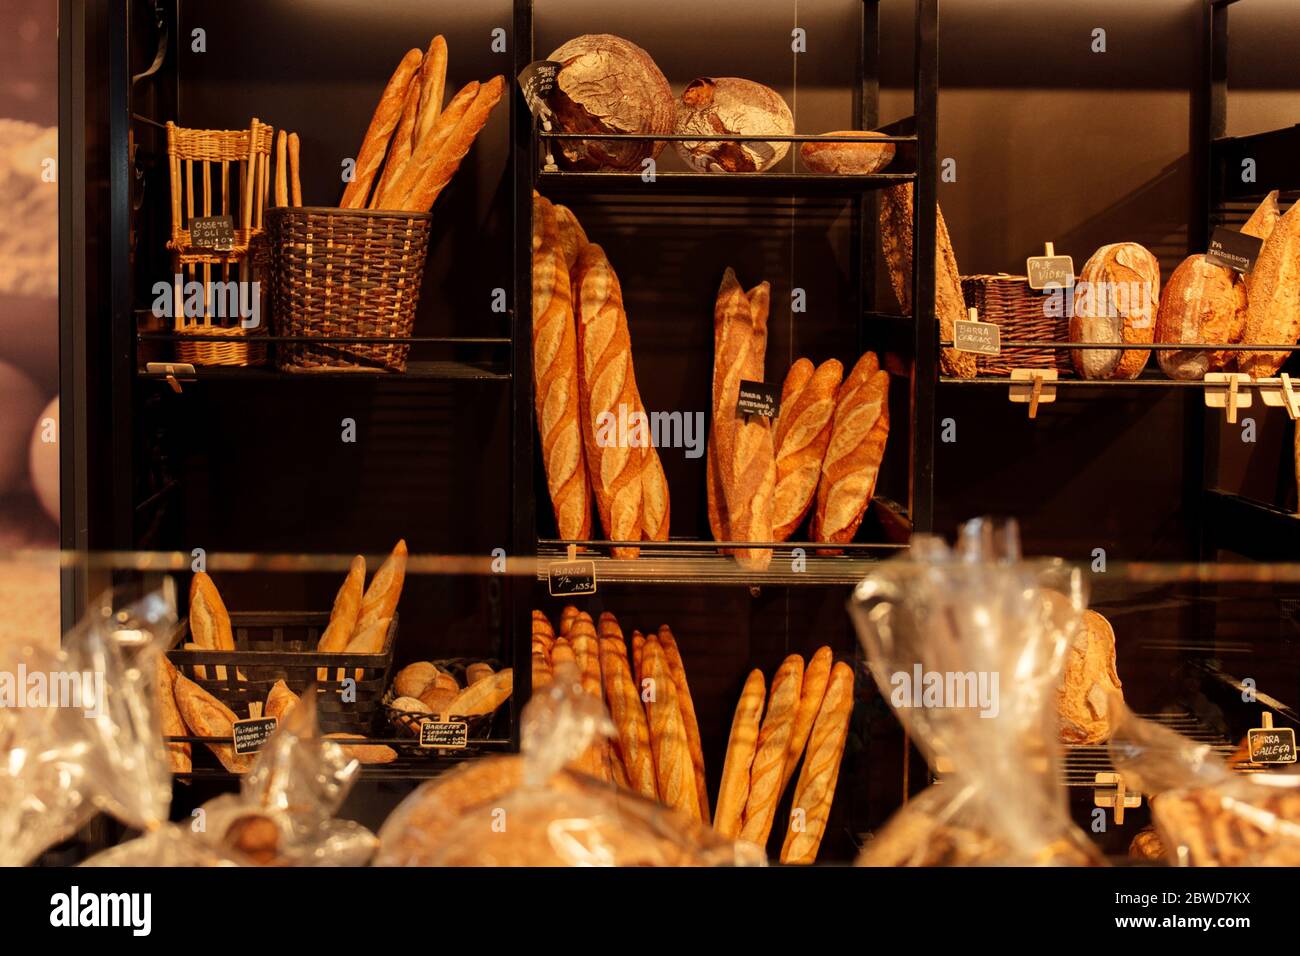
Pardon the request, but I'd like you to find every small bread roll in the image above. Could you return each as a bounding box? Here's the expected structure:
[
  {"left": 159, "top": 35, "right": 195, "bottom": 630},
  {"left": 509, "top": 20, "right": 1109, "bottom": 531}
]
[
  {"left": 393, "top": 661, "right": 440, "bottom": 699},
  {"left": 392, "top": 695, "right": 431, "bottom": 714},
  {"left": 419, "top": 685, "right": 457, "bottom": 716},
  {"left": 466, "top": 662, "right": 494, "bottom": 685}
]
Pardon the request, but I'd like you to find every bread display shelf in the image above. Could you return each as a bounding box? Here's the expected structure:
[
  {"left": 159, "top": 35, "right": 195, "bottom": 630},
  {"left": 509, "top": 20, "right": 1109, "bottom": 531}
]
[
  {"left": 1202, "top": 490, "right": 1300, "bottom": 562},
  {"left": 1059, "top": 713, "right": 1234, "bottom": 788},
  {"left": 537, "top": 169, "right": 916, "bottom": 197},
  {"left": 940, "top": 372, "right": 1292, "bottom": 388},
  {"left": 1211, "top": 122, "right": 1300, "bottom": 202},
  {"left": 138, "top": 358, "right": 510, "bottom": 383}
]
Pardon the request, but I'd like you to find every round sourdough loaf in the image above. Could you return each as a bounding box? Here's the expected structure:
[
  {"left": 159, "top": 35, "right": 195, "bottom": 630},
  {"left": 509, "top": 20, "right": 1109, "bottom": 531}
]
[
  {"left": 1069, "top": 242, "right": 1161, "bottom": 379},
  {"left": 674, "top": 77, "right": 794, "bottom": 173},
  {"left": 1155, "top": 255, "right": 1247, "bottom": 379},
  {"left": 1057, "top": 609, "right": 1123, "bottom": 745},
  {"left": 547, "top": 34, "right": 673, "bottom": 171},
  {"left": 800, "top": 131, "right": 895, "bottom": 175}
]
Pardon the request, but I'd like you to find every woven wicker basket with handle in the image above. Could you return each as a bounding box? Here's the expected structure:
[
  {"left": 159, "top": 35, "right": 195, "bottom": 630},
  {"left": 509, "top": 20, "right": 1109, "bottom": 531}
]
[{"left": 961, "top": 274, "right": 1075, "bottom": 376}]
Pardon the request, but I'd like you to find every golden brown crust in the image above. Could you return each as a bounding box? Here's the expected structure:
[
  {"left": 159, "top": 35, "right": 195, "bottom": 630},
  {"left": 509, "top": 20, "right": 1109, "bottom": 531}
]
[
  {"left": 740, "top": 654, "right": 804, "bottom": 845},
  {"left": 1155, "top": 255, "right": 1247, "bottom": 377},
  {"left": 1240, "top": 200, "right": 1300, "bottom": 377},
  {"left": 173, "top": 673, "right": 251, "bottom": 774},
  {"left": 156, "top": 653, "right": 191, "bottom": 774},
  {"left": 600, "top": 635, "right": 657, "bottom": 799},
  {"left": 1070, "top": 242, "right": 1161, "bottom": 379},
  {"left": 371, "top": 64, "right": 423, "bottom": 207},
  {"left": 643, "top": 638, "right": 699, "bottom": 819},
  {"left": 265, "top": 679, "right": 299, "bottom": 725},
  {"left": 412, "top": 36, "right": 448, "bottom": 150},
  {"left": 447, "top": 669, "right": 512, "bottom": 716},
  {"left": 325, "top": 732, "right": 398, "bottom": 765},
  {"left": 189, "top": 572, "right": 234, "bottom": 651},
  {"left": 714, "top": 668, "right": 765, "bottom": 839},
  {"left": 553, "top": 203, "right": 588, "bottom": 270},
  {"left": 773, "top": 359, "right": 843, "bottom": 540},
  {"left": 1058, "top": 609, "right": 1123, "bottom": 744},
  {"left": 393, "top": 661, "right": 440, "bottom": 700},
  {"left": 812, "top": 352, "right": 889, "bottom": 548},
  {"left": 780, "top": 661, "right": 854, "bottom": 864},
  {"left": 558, "top": 605, "right": 578, "bottom": 637},
  {"left": 465, "top": 662, "right": 494, "bottom": 686},
  {"left": 392, "top": 75, "right": 504, "bottom": 213},
  {"left": 340, "top": 48, "right": 423, "bottom": 208},
  {"left": 1128, "top": 826, "right": 1166, "bottom": 861},
  {"left": 224, "top": 813, "right": 281, "bottom": 865},
  {"left": 657, "top": 626, "right": 708, "bottom": 822},
  {"left": 1240, "top": 190, "right": 1280, "bottom": 301},
  {"left": 799, "top": 131, "right": 895, "bottom": 175},
  {"left": 780, "top": 645, "right": 833, "bottom": 797},
  {"left": 355, "top": 540, "right": 407, "bottom": 635}
]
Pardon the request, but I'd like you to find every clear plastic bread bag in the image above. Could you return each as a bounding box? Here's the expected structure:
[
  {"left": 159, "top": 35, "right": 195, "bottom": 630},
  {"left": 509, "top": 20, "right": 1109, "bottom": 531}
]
[
  {"left": 84, "top": 687, "right": 379, "bottom": 866},
  {"left": 0, "top": 584, "right": 177, "bottom": 865},
  {"left": 1108, "top": 702, "right": 1300, "bottom": 865},
  {"left": 376, "top": 664, "right": 766, "bottom": 866},
  {"left": 849, "top": 517, "right": 1103, "bottom": 865}
]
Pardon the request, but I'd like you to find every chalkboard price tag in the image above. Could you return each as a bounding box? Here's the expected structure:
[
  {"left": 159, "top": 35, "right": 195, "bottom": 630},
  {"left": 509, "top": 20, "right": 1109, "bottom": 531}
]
[
  {"left": 1026, "top": 256, "right": 1075, "bottom": 290},
  {"left": 232, "top": 716, "right": 278, "bottom": 755},
  {"left": 736, "top": 380, "right": 780, "bottom": 418},
  {"left": 189, "top": 215, "right": 235, "bottom": 252},
  {"left": 1247, "top": 726, "right": 1297, "bottom": 764},
  {"left": 419, "top": 720, "right": 469, "bottom": 749},
  {"left": 1206, "top": 227, "right": 1264, "bottom": 274},
  {"left": 517, "top": 60, "right": 562, "bottom": 121},
  {"left": 953, "top": 319, "right": 1002, "bottom": 356},
  {"left": 548, "top": 560, "right": 596, "bottom": 597}
]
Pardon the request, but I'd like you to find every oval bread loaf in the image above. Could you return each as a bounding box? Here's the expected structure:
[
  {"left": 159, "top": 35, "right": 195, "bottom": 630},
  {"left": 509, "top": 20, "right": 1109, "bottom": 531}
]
[
  {"left": 1070, "top": 242, "right": 1161, "bottom": 379},
  {"left": 674, "top": 77, "right": 794, "bottom": 173},
  {"left": 1154, "top": 255, "right": 1247, "bottom": 379},
  {"left": 1239, "top": 199, "right": 1300, "bottom": 378},
  {"left": 799, "top": 131, "right": 895, "bottom": 175}
]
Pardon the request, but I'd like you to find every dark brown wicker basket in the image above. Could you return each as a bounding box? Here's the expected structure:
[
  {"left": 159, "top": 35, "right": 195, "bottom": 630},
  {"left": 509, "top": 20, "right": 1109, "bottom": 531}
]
[
  {"left": 166, "top": 611, "right": 397, "bottom": 735},
  {"left": 961, "top": 274, "right": 1075, "bottom": 376},
  {"left": 266, "top": 206, "right": 431, "bottom": 373}
]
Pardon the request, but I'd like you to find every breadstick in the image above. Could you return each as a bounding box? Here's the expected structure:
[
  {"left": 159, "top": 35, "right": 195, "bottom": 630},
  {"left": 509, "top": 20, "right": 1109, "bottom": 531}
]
[
  {"left": 714, "top": 669, "right": 765, "bottom": 838},
  {"left": 780, "top": 645, "right": 833, "bottom": 797},
  {"left": 339, "top": 48, "right": 422, "bottom": 208},
  {"left": 780, "top": 662, "right": 854, "bottom": 864},
  {"left": 642, "top": 638, "right": 699, "bottom": 819},
  {"left": 657, "top": 625, "right": 709, "bottom": 823},
  {"left": 287, "top": 132, "right": 301, "bottom": 206},
  {"left": 413, "top": 35, "right": 448, "bottom": 149},
  {"left": 274, "top": 129, "right": 288, "bottom": 207},
  {"left": 739, "top": 654, "right": 804, "bottom": 846},
  {"left": 599, "top": 636, "right": 656, "bottom": 800}
]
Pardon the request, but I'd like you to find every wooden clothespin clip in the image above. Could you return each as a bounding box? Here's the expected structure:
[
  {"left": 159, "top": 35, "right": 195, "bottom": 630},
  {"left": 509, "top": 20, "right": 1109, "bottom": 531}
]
[
  {"left": 1203, "top": 372, "right": 1253, "bottom": 423},
  {"left": 567, "top": 542, "right": 578, "bottom": 562},
  {"left": 1094, "top": 771, "right": 1142, "bottom": 825},
  {"left": 1282, "top": 374, "right": 1300, "bottom": 420},
  {"left": 1009, "top": 368, "right": 1057, "bottom": 418}
]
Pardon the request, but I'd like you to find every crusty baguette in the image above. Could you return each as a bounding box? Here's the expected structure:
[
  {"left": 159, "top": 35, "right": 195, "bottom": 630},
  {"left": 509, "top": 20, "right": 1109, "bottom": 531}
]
[
  {"left": 339, "top": 48, "right": 423, "bottom": 208},
  {"left": 265, "top": 679, "right": 299, "bottom": 725},
  {"left": 533, "top": 609, "right": 556, "bottom": 641},
  {"left": 371, "top": 65, "right": 424, "bottom": 208},
  {"left": 355, "top": 539, "right": 407, "bottom": 635},
  {"left": 639, "top": 438, "right": 671, "bottom": 542},
  {"left": 274, "top": 129, "right": 288, "bottom": 207},
  {"left": 532, "top": 651, "right": 553, "bottom": 691},
  {"left": 573, "top": 243, "right": 645, "bottom": 557},
  {"left": 1241, "top": 190, "right": 1280, "bottom": 300},
  {"left": 739, "top": 654, "right": 804, "bottom": 846},
  {"left": 600, "top": 635, "right": 657, "bottom": 799},
  {"left": 642, "top": 638, "right": 699, "bottom": 819},
  {"left": 706, "top": 274, "right": 741, "bottom": 545},
  {"left": 631, "top": 631, "right": 645, "bottom": 686},
  {"left": 780, "top": 662, "right": 854, "bottom": 864},
  {"left": 773, "top": 358, "right": 843, "bottom": 540},
  {"left": 598, "top": 610, "right": 624, "bottom": 643},
  {"left": 568, "top": 613, "right": 602, "bottom": 699},
  {"left": 880, "top": 182, "right": 975, "bottom": 377},
  {"left": 190, "top": 572, "right": 234, "bottom": 651},
  {"left": 344, "top": 616, "right": 391, "bottom": 655},
  {"left": 1239, "top": 199, "right": 1300, "bottom": 377},
  {"left": 316, "top": 555, "right": 366, "bottom": 681},
  {"left": 714, "top": 669, "right": 765, "bottom": 838},
  {"left": 287, "top": 132, "right": 301, "bottom": 207},
  {"left": 378, "top": 79, "right": 477, "bottom": 211},
  {"left": 553, "top": 202, "right": 588, "bottom": 270},
  {"left": 657, "top": 625, "right": 708, "bottom": 823},
  {"left": 412, "top": 36, "right": 448, "bottom": 150},
  {"left": 780, "top": 645, "right": 833, "bottom": 796},
  {"left": 811, "top": 352, "right": 889, "bottom": 549},
  {"left": 447, "top": 668, "right": 513, "bottom": 716},
  {"left": 173, "top": 673, "right": 251, "bottom": 774},
  {"left": 532, "top": 193, "right": 594, "bottom": 542},
  {"left": 389, "top": 75, "right": 504, "bottom": 213},
  {"left": 156, "top": 653, "right": 191, "bottom": 775},
  {"left": 558, "top": 605, "right": 579, "bottom": 636},
  {"left": 325, "top": 733, "right": 398, "bottom": 765}
]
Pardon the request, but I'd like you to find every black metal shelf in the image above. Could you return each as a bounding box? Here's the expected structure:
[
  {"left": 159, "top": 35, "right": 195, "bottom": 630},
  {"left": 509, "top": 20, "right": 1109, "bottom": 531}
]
[
  {"left": 1211, "top": 122, "right": 1300, "bottom": 202},
  {"left": 137, "top": 358, "right": 510, "bottom": 383},
  {"left": 940, "top": 373, "right": 1286, "bottom": 389},
  {"left": 537, "top": 169, "right": 915, "bottom": 197},
  {"left": 172, "top": 738, "right": 511, "bottom": 782},
  {"left": 1203, "top": 490, "right": 1300, "bottom": 561}
]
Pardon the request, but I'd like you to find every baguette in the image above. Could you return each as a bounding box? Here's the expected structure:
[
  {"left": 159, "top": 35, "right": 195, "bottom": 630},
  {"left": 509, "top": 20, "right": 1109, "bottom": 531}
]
[
  {"left": 597, "top": 610, "right": 624, "bottom": 643},
  {"left": 412, "top": 36, "right": 448, "bottom": 150},
  {"left": 344, "top": 616, "right": 391, "bottom": 655},
  {"left": 155, "top": 653, "right": 191, "bottom": 775},
  {"left": 339, "top": 48, "right": 423, "bottom": 208},
  {"left": 553, "top": 202, "right": 589, "bottom": 270},
  {"left": 880, "top": 182, "right": 975, "bottom": 377},
  {"left": 531, "top": 193, "right": 594, "bottom": 542},
  {"left": 642, "top": 638, "right": 699, "bottom": 819},
  {"left": 287, "top": 132, "right": 301, "bottom": 207},
  {"left": 1239, "top": 199, "right": 1300, "bottom": 378},
  {"left": 189, "top": 572, "right": 234, "bottom": 651},
  {"left": 447, "top": 668, "right": 513, "bottom": 717},
  {"left": 599, "top": 635, "right": 656, "bottom": 799},
  {"left": 657, "top": 625, "right": 708, "bottom": 823},
  {"left": 706, "top": 272, "right": 741, "bottom": 545},
  {"left": 573, "top": 243, "right": 645, "bottom": 557},
  {"left": 780, "top": 645, "right": 833, "bottom": 796},
  {"left": 316, "top": 555, "right": 366, "bottom": 679},
  {"left": 773, "top": 358, "right": 844, "bottom": 540},
  {"left": 265, "top": 679, "right": 299, "bottom": 725},
  {"left": 274, "top": 129, "right": 288, "bottom": 207},
  {"left": 324, "top": 733, "right": 398, "bottom": 765},
  {"left": 714, "top": 669, "right": 765, "bottom": 838},
  {"left": 550, "top": 637, "right": 576, "bottom": 671},
  {"left": 1241, "top": 190, "right": 1281, "bottom": 300},
  {"left": 811, "top": 352, "right": 889, "bottom": 549},
  {"left": 388, "top": 75, "right": 504, "bottom": 213},
  {"left": 558, "top": 605, "right": 579, "bottom": 636},
  {"left": 371, "top": 65, "right": 424, "bottom": 208},
  {"left": 173, "top": 673, "right": 252, "bottom": 774},
  {"left": 568, "top": 613, "right": 602, "bottom": 699},
  {"left": 532, "top": 651, "right": 553, "bottom": 692},
  {"left": 532, "top": 609, "right": 556, "bottom": 641},
  {"left": 631, "top": 631, "right": 645, "bottom": 686},
  {"left": 739, "top": 654, "right": 804, "bottom": 846},
  {"left": 640, "top": 438, "right": 671, "bottom": 542},
  {"left": 780, "top": 662, "right": 854, "bottom": 864},
  {"left": 355, "top": 539, "right": 407, "bottom": 635}
]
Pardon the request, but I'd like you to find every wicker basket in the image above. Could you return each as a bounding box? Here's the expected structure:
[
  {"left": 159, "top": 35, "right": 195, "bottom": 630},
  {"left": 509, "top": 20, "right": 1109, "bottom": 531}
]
[
  {"left": 174, "top": 324, "right": 268, "bottom": 367},
  {"left": 266, "top": 206, "right": 432, "bottom": 373},
  {"left": 961, "top": 274, "right": 1075, "bottom": 376},
  {"left": 167, "top": 611, "right": 397, "bottom": 735},
  {"left": 382, "top": 657, "right": 507, "bottom": 752}
]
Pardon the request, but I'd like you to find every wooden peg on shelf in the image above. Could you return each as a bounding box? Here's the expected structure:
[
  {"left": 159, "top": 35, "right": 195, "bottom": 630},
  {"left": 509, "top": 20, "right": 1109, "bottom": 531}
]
[
  {"left": 1009, "top": 368, "right": 1057, "bottom": 418},
  {"left": 566, "top": 542, "right": 578, "bottom": 562},
  {"left": 1203, "top": 372, "right": 1253, "bottom": 423},
  {"left": 1093, "top": 771, "right": 1142, "bottom": 825},
  {"left": 1282, "top": 374, "right": 1300, "bottom": 420}
]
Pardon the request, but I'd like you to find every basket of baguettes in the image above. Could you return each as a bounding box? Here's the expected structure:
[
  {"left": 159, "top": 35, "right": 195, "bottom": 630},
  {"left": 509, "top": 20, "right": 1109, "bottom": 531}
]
[
  {"left": 383, "top": 657, "right": 512, "bottom": 746},
  {"left": 165, "top": 540, "right": 408, "bottom": 739},
  {"left": 532, "top": 606, "right": 856, "bottom": 864},
  {"left": 266, "top": 37, "right": 504, "bottom": 373}
]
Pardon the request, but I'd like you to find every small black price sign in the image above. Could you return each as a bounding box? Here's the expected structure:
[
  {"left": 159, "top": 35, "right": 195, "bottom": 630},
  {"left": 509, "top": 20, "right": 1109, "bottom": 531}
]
[
  {"left": 517, "top": 60, "right": 562, "bottom": 120},
  {"left": 548, "top": 559, "right": 596, "bottom": 597},
  {"left": 953, "top": 318, "right": 1002, "bottom": 356},
  {"left": 232, "top": 716, "right": 278, "bottom": 755},
  {"left": 419, "top": 720, "right": 469, "bottom": 749},
  {"left": 1026, "top": 255, "right": 1075, "bottom": 290},
  {"left": 1247, "top": 726, "right": 1297, "bottom": 764},
  {"left": 1206, "top": 226, "right": 1264, "bottom": 274},
  {"left": 736, "top": 380, "right": 780, "bottom": 418},
  {"left": 189, "top": 215, "right": 235, "bottom": 252}
]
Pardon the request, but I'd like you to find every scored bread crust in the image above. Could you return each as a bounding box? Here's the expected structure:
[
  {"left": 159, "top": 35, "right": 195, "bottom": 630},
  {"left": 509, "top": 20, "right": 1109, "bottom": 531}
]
[
  {"left": 1058, "top": 610, "right": 1123, "bottom": 745},
  {"left": 658, "top": 626, "right": 709, "bottom": 823},
  {"left": 1239, "top": 200, "right": 1300, "bottom": 378},
  {"left": 1155, "top": 255, "right": 1247, "bottom": 379},
  {"left": 600, "top": 635, "right": 657, "bottom": 800},
  {"left": 574, "top": 244, "right": 644, "bottom": 557},
  {"left": 643, "top": 637, "right": 700, "bottom": 820},
  {"left": 532, "top": 194, "right": 593, "bottom": 542},
  {"left": 739, "top": 654, "right": 804, "bottom": 846},
  {"left": 1240, "top": 190, "right": 1280, "bottom": 301},
  {"left": 1070, "top": 242, "right": 1161, "bottom": 380},
  {"left": 156, "top": 653, "right": 191, "bottom": 775},
  {"left": 714, "top": 668, "right": 765, "bottom": 839},
  {"left": 340, "top": 48, "right": 423, "bottom": 208},
  {"left": 780, "top": 661, "right": 855, "bottom": 864},
  {"left": 811, "top": 352, "right": 889, "bottom": 548},
  {"left": 173, "top": 673, "right": 251, "bottom": 774},
  {"left": 780, "top": 645, "right": 833, "bottom": 797},
  {"left": 773, "top": 358, "right": 843, "bottom": 541},
  {"left": 355, "top": 539, "right": 407, "bottom": 635}
]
